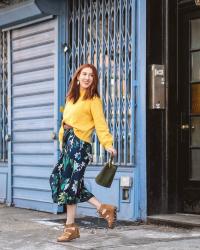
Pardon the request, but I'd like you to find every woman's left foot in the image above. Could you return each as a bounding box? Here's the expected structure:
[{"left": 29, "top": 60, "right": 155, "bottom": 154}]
[
  {"left": 57, "top": 223, "right": 80, "bottom": 242},
  {"left": 98, "top": 204, "right": 117, "bottom": 228}
]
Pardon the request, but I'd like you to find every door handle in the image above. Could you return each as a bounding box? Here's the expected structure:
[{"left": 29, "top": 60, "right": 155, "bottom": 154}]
[
  {"left": 51, "top": 132, "right": 57, "bottom": 140},
  {"left": 5, "top": 134, "right": 11, "bottom": 141},
  {"left": 181, "top": 124, "right": 189, "bottom": 130}
]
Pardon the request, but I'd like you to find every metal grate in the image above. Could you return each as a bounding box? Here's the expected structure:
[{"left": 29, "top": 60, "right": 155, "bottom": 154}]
[
  {"left": 0, "top": 31, "right": 8, "bottom": 161},
  {"left": 66, "top": 0, "right": 136, "bottom": 166}
]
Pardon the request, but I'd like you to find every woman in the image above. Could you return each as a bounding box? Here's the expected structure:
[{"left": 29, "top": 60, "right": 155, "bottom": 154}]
[{"left": 49, "top": 64, "right": 117, "bottom": 242}]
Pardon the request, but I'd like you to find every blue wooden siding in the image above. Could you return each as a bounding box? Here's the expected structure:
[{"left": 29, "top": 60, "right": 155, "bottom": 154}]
[{"left": 10, "top": 18, "right": 58, "bottom": 212}]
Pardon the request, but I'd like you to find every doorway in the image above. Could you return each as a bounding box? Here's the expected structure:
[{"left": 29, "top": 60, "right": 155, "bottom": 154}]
[
  {"left": 178, "top": 3, "right": 200, "bottom": 214},
  {"left": 147, "top": 0, "right": 200, "bottom": 216}
]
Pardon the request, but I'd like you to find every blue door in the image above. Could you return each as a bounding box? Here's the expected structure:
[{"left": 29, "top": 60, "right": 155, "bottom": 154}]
[{"left": 10, "top": 18, "right": 59, "bottom": 212}]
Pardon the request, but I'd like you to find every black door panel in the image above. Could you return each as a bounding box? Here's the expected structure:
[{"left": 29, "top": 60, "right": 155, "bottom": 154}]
[{"left": 178, "top": 5, "right": 200, "bottom": 213}]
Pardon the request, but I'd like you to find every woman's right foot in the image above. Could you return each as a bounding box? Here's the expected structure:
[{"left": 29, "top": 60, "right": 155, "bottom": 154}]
[
  {"left": 57, "top": 223, "right": 80, "bottom": 242},
  {"left": 98, "top": 204, "right": 117, "bottom": 228}
]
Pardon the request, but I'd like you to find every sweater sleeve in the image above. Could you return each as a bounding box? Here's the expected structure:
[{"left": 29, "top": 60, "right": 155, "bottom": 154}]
[{"left": 91, "top": 97, "right": 113, "bottom": 149}]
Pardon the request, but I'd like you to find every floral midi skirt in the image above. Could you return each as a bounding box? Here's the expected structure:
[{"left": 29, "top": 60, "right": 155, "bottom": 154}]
[{"left": 49, "top": 128, "right": 94, "bottom": 205}]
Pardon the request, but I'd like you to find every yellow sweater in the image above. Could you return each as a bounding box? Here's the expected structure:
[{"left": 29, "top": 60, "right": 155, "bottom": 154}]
[{"left": 58, "top": 91, "right": 113, "bottom": 149}]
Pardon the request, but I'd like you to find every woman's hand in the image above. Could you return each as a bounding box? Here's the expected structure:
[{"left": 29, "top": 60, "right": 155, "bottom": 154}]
[
  {"left": 59, "top": 143, "right": 63, "bottom": 152},
  {"left": 106, "top": 147, "right": 117, "bottom": 156}
]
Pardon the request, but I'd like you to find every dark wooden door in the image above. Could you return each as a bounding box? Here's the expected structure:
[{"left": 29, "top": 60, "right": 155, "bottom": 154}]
[{"left": 178, "top": 4, "right": 200, "bottom": 213}]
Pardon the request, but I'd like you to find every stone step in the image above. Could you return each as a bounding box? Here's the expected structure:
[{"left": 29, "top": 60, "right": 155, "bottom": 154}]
[{"left": 148, "top": 213, "right": 200, "bottom": 228}]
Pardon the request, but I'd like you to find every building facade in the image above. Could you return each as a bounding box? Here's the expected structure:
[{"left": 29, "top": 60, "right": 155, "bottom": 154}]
[
  {"left": 1, "top": 0, "right": 199, "bottom": 222},
  {"left": 0, "top": 0, "right": 146, "bottom": 220}
]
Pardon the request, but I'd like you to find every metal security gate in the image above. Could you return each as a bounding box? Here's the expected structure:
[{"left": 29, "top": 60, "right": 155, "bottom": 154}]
[
  {"left": 10, "top": 19, "right": 58, "bottom": 212},
  {"left": 66, "top": 0, "right": 136, "bottom": 165},
  {"left": 0, "top": 31, "right": 8, "bottom": 203},
  {"left": 0, "top": 31, "right": 8, "bottom": 162},
  {"left": 65, "top": 0, "right": 139, "bottom": 220}
]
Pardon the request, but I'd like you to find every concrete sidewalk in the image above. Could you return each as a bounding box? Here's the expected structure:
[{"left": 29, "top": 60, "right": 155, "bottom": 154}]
[{"left": 1, "top": 205, "right": 200, "bottom": 250}]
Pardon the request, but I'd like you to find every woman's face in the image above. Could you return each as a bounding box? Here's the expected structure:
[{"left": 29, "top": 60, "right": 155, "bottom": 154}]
[{"left": 77, "top": 67, "right": 94, "bottom": 89}]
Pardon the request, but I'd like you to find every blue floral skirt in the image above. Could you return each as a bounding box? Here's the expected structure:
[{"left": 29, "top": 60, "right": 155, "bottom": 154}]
[{"left": 49, "top": 128, "right": 94, "bottom": 205}]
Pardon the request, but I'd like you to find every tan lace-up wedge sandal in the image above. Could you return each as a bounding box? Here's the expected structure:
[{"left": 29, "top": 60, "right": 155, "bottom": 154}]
[
  {"left": 57, "top": 223, "right": 80, "bottom": 242},
  {"left": 98, "top": 204, "right": 117, "bottom": 228}
]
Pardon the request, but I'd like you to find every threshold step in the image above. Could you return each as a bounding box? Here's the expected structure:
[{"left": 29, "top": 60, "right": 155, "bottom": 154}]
[{"left": 148, "top": 213, "right": 200, "bottom": 228}]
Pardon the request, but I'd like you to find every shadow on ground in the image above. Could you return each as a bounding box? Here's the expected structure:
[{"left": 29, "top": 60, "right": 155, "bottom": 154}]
[{"left": 48, "top": 216, "right": 143, "bottom": 229}]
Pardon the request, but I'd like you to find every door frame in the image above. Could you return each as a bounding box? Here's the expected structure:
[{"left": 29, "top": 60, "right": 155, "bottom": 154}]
[{"left": 147, "top": 0, "right": 169, "bottom": 215}]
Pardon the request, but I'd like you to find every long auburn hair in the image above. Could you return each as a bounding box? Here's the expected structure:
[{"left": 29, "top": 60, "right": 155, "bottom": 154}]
[{"left": 67, "top": 64, "right": 100, "bottom": 103}]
